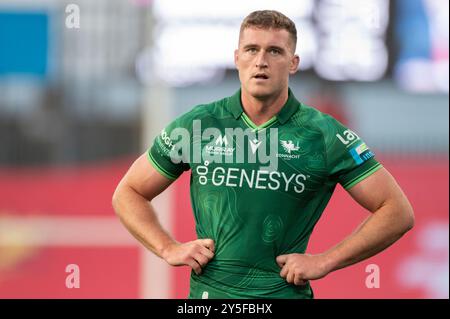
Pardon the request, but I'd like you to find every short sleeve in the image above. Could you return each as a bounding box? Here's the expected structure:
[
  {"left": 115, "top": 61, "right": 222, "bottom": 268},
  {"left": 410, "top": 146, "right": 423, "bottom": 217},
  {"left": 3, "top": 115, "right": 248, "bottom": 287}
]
[
  {"left": 147, "top": 115, "right": 191, "bottom": 180},
  {"left": 325, "top": 117, "right": 383, "bottom": 190}
]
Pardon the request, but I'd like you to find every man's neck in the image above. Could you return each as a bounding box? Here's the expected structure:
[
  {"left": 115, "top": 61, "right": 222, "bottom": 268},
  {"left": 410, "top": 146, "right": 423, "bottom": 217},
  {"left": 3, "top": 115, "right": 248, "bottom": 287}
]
[{"left": 241, "top": 88, "right": 289, "bottom": 126}]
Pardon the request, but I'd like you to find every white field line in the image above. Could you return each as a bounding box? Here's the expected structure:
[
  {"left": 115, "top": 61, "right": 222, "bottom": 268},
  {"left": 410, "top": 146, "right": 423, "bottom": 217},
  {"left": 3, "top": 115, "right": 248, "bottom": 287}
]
[{"left": 0, "top": 215, "right": 136, "bottom": 246}]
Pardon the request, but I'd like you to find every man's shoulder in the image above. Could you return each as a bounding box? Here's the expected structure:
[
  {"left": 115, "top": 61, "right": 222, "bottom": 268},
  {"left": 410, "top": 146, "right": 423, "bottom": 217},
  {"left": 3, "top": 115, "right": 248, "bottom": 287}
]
[
  {"left": 292, "top": 103, "right": 341, "bottom": 130},
  {"left": 177, "top": 95, "right": 235, "bottom": 123}
]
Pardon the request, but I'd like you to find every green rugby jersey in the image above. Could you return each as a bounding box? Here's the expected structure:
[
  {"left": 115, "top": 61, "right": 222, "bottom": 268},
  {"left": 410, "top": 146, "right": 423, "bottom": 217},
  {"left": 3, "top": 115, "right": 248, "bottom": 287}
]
[{"left": 148, "top": 88, "right": 382, "bottom": 299}]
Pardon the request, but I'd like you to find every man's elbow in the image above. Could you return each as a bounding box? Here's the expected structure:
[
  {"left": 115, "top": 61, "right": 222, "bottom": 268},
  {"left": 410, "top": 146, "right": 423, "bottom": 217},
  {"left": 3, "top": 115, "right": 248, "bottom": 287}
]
[
  {"left": 112, "top": 184, "right": 125, "bottom": 216},
  {"left": 400, "top": 203, "right": 415, "bottom": 234},
  {"left": 405, "top": 209, "right": 415, "bottom": 232}
]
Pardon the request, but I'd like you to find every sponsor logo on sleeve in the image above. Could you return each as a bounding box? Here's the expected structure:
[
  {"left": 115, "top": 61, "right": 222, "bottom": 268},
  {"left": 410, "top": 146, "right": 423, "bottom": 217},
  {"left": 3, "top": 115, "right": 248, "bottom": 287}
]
[
  {"left": 158, "top": 128, "right": 176, "bottom": 154},
  {"left": 349, "top": 142, "right": 374, "bottom": 164},
  {"left": 336, "top": 130, "right": 360, "bottom": 146}
]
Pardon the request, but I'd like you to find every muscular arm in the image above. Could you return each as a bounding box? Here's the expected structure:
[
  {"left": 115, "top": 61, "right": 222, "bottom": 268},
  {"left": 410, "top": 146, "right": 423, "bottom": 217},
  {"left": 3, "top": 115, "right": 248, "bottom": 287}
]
[
  {"left": 277, "top": 167, "right": 415, "bottom": 285},
  {"left": 112, "top": 153, "right": 214, "bottom": 275},
  {"left": 321, "top": 167, "right": 414, "bottom": 271}
]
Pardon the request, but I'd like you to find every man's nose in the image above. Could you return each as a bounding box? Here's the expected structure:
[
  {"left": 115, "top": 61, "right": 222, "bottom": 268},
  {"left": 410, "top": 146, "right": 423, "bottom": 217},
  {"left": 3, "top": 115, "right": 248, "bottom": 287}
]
[{"left": 255, "top": 52, "right": 268, "bottom": 68}]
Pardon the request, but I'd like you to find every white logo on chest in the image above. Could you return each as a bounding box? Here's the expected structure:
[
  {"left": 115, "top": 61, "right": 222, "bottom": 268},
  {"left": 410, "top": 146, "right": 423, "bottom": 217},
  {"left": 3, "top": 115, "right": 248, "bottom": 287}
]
[
  {"left": 280, "top": 140, "right": 300, "bottom": 154},
  {"left": 249, "top": 138, "right": 262, "bottom": 154}
]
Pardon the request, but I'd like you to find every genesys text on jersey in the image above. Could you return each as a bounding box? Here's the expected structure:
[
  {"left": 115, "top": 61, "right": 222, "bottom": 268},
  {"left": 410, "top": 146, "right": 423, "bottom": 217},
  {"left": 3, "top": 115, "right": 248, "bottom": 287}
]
[{"left": 195, "top": 162, "right": 308, "bottom": 193}]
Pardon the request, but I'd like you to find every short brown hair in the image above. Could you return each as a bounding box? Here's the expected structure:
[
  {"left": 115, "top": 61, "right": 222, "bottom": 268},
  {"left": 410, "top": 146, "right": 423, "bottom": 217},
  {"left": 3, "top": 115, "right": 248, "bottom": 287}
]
[{"left": 239, "top": 10, "right": 297, "bottom": 52}]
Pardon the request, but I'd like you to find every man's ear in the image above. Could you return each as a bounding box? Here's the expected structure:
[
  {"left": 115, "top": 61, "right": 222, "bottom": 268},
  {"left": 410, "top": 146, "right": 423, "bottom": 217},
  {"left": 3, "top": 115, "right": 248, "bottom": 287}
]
[
  {"left": 289, "top": 55, "right": 300, "bottom": 75},
  {"left": 234, "top": 49, "right": 239, "bottom": 69}
]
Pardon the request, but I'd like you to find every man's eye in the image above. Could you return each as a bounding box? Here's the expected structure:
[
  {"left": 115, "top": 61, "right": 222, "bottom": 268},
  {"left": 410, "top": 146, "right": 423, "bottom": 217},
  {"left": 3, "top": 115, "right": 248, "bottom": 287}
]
[
  {"left": 270, "top": 49, "right": 280, "bottom": 55},
  {"left": 247, "top": 48, "right": 257, "bottom": 53}
]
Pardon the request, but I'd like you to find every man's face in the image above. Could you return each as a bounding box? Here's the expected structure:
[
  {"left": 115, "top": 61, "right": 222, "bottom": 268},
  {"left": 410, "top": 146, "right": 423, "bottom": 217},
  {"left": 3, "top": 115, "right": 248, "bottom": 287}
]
[{"left": 235, "top": 27, "right": 299, "bottom": 100}]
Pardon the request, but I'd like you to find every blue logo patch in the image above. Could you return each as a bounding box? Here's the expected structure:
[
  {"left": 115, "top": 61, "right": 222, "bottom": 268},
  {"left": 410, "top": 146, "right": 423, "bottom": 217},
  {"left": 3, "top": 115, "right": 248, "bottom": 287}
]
[{"left": 349, "top": 142, "right": 374, "bottom": 165}]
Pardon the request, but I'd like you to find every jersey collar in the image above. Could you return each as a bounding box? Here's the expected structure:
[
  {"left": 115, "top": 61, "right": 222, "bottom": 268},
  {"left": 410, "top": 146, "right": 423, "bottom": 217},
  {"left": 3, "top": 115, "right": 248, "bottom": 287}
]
[{"left": 227, "top": 88, "right": 301, "bottom": 124}]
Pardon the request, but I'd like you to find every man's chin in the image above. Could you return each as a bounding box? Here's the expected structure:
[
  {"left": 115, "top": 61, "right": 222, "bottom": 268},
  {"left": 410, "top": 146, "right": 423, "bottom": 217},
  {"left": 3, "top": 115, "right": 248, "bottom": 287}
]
[{"left": 248, "top": 88, "right": 274, "bottom": 100}]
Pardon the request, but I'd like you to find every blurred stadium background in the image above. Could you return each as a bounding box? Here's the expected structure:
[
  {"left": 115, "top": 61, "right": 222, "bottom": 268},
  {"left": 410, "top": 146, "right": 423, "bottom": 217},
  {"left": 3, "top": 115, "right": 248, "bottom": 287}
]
[{"left": 0, "top": 0, "right": 448, "bottom": 299}]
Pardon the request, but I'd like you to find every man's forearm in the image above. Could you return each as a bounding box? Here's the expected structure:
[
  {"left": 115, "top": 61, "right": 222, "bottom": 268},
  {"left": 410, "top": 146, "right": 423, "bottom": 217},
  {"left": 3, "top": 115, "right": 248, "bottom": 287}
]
[
  {"left": 321, "top": 203, "right": 414, "bottom": 273},
  {"left": 112, "top": 185, "right": 176, "bottom": 259}
]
